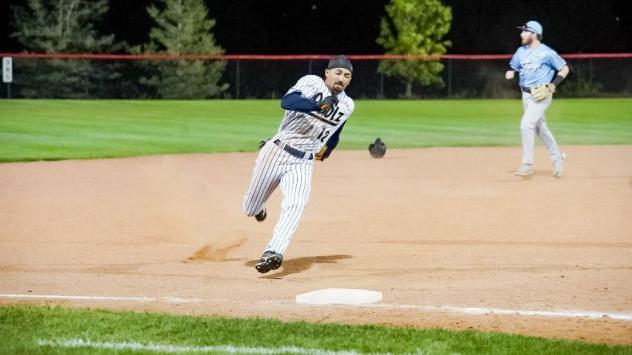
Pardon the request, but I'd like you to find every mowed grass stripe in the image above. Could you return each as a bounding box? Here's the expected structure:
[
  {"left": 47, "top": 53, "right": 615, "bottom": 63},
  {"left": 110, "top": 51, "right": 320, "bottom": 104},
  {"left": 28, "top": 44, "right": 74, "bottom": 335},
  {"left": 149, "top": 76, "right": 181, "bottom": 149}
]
[
  {"left": 1, "top": 305, "right": 631, "bottom": 354},
  {"left": 0, "top": 99, "right": 631, "bottom": 162}
]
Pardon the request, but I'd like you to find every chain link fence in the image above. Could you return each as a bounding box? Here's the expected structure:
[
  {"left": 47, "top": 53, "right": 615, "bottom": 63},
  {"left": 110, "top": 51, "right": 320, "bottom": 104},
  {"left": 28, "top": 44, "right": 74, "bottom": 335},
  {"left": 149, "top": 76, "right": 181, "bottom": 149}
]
[{"left": 1, "top": 55, "right": 631, "bottom": 99}]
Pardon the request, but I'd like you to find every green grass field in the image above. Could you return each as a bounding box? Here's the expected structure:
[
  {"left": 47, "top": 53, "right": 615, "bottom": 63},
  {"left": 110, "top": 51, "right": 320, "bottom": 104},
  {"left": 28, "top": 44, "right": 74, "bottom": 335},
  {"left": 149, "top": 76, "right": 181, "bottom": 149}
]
[
  {"left": 0, "top": 99, "right": 631, "bottom": 162},
  {"left": 2, "top": 305, "right": 631, "bottom": 355}
]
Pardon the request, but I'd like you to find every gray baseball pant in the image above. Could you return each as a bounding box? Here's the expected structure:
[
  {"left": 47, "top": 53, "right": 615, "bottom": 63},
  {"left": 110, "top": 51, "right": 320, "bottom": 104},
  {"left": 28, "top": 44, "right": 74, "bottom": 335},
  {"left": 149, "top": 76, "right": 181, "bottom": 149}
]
[{"left": 520, "top": 92, "right": 563, "bottom": 165}]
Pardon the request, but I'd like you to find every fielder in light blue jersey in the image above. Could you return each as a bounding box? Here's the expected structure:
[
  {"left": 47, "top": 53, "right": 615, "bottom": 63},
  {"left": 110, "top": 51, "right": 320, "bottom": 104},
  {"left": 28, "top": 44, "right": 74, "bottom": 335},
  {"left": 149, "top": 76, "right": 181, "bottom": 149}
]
[{"left": 505, "top": 20, "right": 570, "bottom": 178}]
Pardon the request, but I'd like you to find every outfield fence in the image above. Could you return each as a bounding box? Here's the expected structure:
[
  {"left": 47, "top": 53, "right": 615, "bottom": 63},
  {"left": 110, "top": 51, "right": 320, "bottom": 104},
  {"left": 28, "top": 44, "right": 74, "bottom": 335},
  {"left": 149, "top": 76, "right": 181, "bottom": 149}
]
[{"left": 1, "top": 53, "right": 631, "bottom": 99}]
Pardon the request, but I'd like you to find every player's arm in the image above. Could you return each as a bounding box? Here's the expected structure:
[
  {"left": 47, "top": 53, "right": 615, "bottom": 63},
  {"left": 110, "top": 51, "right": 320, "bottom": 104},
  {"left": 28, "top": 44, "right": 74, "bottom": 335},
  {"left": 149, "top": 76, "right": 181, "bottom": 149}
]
[
  {"left": 531, "top": 60, "right": 569, "bottom": 101},
  {"left": 551, "top": 65, "right": 569, "bottom": 86},
  {"left": 281, "top": 91, "right": 338, "bottom": 113},
  {"left": 281, "top": 91, "right": 320, "bottom": 113},
  {"left": 548, "top": 50, "right": 569, "bottom": 87},
  {"left": 506, "top": 51, "right": 520, "bottom": 80},
  {"left": 315, "top": 121, "right": 346, "bottom": 161}
]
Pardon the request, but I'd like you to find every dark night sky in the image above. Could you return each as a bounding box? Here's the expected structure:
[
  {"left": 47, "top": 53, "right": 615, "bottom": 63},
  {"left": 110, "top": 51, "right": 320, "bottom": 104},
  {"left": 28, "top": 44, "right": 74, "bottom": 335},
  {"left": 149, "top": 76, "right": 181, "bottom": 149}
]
[{"left": 2, "top": 0, "right": 631, "bottom": 54}]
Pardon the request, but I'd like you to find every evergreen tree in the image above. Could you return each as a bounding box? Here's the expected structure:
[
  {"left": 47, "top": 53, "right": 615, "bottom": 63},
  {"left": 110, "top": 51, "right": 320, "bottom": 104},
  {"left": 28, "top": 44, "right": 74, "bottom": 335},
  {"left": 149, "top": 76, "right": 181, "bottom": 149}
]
[
  {"left": 11, "top": 0, "right": 121, "bottom": 98},
  {"left": 140, "top": 0, "right": 228, "bottom": 98},
  {"left": 377, "top": 0, "right": 452, "bottom": 98}
]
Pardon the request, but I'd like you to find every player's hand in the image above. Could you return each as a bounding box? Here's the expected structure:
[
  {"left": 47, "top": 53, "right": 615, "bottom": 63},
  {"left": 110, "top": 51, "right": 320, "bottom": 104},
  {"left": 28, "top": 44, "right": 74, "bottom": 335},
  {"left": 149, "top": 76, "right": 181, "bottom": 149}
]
[
  {"left": 530, "top": 83, "right": 556, "bottom": 102},
  {"left": 314, "top": 146, "right": 328, "bottom": 161},
  {"left": 505, "top": 71, "right": 515, "bottom": 80},
  {"left": 318, "top": 95, "right": 338, "bottom": 112}
]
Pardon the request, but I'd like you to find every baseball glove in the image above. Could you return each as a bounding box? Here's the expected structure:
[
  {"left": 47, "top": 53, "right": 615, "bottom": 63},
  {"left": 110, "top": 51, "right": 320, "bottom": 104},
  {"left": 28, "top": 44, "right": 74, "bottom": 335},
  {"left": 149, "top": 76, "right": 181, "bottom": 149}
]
[
  {"left": 368, "top": 137, "right": 386, "bottom": 158},
  {"left": 318, "top": 95, "right": 338, "bottom": 112},
  {"left": 530, "top": 83, "right": 556, "bottom": 102}
]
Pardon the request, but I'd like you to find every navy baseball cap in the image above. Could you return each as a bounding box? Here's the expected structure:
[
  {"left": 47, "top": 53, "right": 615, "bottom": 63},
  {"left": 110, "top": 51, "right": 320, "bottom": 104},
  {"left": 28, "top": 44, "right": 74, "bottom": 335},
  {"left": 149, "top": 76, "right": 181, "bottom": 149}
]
[
  {"left": 327, "top": 55, "right": 353, "bottom": 72},
  {"left": 517, "top": 20, "right": 543, "bottom": 35}
]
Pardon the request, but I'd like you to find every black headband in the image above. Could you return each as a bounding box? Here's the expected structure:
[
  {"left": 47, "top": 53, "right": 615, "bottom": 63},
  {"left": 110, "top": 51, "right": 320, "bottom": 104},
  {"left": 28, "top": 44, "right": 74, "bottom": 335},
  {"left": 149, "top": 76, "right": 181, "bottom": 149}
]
[{"left": 327, "top": 55, "right": 353, "bottom": 72}]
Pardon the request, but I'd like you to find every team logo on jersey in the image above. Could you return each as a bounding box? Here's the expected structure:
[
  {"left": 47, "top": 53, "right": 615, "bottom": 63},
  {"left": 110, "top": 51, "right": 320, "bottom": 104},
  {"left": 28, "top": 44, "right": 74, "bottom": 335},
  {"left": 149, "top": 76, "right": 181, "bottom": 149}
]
[
  {"left": 309, "top": 93, "right": 345, "bottom": 126},
  {"left": 521, "top": 61, "right": 541, "bottom": 71}
]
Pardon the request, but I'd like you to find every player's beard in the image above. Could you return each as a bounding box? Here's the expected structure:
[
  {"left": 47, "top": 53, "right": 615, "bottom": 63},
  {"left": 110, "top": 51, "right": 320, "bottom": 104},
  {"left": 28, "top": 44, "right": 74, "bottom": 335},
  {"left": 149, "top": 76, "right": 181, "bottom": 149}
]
[
  {"left": 521, "top": 35, "right": 533, "bottom": 45},
  {"left": 331, "top": 82, "right": 344, "bottom": 94}
]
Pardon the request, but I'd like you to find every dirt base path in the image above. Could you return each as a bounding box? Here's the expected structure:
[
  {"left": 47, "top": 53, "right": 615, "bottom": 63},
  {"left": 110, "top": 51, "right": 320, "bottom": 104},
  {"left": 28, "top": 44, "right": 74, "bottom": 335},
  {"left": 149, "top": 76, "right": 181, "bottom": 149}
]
[{"left": 1, "top": 146, "right": 631, "bottom": 344}]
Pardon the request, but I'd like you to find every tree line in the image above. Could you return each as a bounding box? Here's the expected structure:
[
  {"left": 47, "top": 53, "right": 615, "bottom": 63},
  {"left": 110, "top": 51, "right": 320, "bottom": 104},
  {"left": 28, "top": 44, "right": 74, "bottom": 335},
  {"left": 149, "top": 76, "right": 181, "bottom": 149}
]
[{"left": 8, "top": 0, "right": 451, "bottom": 99}]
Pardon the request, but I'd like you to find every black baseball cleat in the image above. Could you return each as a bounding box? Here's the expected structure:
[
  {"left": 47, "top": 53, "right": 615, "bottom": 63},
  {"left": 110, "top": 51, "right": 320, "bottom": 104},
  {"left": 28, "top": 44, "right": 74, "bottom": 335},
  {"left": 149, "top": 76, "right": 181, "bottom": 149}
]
[
  {"left": 254, "top": 209, "right": 267, "bottom": 222},
  {"left": 255, "top": 251, "right": 283, "bottom": 273}
]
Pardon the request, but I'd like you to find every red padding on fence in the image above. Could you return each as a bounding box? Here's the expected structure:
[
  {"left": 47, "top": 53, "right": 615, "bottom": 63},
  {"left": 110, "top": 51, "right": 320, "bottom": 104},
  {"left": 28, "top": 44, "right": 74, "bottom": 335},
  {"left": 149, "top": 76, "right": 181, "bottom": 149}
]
[{"left": 1, "top": 53, "right": 631, "bottom": 60}]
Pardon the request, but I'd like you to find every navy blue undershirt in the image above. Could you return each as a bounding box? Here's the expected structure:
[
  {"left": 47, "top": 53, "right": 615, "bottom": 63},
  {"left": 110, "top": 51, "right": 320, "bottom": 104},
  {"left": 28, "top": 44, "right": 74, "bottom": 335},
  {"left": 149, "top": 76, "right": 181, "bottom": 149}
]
[
  {"left": 280, "top": 91, "right": 320, "bottom": 112},
  {"left": 323, "top": 121, "right": 345, "bottom": 156}
]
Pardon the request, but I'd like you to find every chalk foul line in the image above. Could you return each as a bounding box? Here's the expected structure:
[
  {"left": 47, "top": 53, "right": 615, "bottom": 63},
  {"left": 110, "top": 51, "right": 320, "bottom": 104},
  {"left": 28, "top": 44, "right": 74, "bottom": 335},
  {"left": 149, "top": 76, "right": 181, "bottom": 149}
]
[
  {"left": 36, "top": 338, "right": 381, "bottom": 355},
  {"left": 359, "top": 303, "right": 632, "bottom": 321},
  {"left": 3, "top": 293, "right": 630, "bottom": 322},
  {"left": 265, "top": 300, "right": 632, "bottom": 321},
  {"left": 0, "top": 293, "right": 201, "bottom": 303}
]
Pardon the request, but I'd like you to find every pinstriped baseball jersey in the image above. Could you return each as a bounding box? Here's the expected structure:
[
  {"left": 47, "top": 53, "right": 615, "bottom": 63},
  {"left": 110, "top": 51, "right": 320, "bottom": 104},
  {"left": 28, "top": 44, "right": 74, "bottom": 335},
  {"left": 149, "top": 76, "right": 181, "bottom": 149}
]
[{"left": 275, "top": 75, "right": 354, "bottom": 152}]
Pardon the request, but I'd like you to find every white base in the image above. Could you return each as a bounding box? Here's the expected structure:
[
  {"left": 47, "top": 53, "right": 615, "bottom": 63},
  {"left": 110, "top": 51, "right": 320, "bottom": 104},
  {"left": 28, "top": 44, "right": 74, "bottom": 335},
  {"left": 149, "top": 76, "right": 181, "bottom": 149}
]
[{"left": 296, "top": 288, "right": 382, "bottom": 305}]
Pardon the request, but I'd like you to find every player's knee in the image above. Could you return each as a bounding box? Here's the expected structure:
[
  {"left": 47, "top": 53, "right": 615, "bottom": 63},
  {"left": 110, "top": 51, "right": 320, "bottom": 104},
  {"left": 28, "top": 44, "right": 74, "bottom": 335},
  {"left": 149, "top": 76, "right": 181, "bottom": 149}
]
[
  {"left": 520, "top": 122, "right": 535, "bottom": 131},
  {"left": 284, "top": 199, "right": 308, "bottom": 211}
]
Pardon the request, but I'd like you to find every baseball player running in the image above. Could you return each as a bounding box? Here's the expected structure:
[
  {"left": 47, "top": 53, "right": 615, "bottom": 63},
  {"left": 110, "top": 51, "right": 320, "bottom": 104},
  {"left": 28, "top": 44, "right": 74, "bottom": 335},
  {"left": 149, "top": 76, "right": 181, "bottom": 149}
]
[
  {"left": 243, "top": 55, "right": 355, "bottom": 273},
  {"left": 505, "top": 20, "right": 569, "bottom": 178}
]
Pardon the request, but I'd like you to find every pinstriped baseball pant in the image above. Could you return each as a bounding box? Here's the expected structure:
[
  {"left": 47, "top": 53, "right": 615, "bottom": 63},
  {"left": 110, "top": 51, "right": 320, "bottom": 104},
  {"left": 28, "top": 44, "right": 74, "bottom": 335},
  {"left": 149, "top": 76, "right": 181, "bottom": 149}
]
[
  {"left": 520, "top": 92, "right": 563, "bottom": 165},
  {"left": 243, "top": 141, "right": 313, "bottom": 255}
]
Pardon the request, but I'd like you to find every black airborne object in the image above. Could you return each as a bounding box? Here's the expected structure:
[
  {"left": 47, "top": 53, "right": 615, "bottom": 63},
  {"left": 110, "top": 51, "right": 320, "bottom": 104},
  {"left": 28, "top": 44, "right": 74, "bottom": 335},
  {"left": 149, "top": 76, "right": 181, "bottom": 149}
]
[
  {"left": 255, "top": 208, "right": 267, "bottom": 222},
  {"left": 369, "top": 137, "right": 386, "bottom": 158}
]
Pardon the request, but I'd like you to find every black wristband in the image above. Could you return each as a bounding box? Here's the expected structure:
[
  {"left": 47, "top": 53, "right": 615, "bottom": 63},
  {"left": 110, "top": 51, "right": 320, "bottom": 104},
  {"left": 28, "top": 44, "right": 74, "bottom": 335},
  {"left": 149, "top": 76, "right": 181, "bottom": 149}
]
[{"left": 552, "top": 74, "right": 565, "bottom": 86}]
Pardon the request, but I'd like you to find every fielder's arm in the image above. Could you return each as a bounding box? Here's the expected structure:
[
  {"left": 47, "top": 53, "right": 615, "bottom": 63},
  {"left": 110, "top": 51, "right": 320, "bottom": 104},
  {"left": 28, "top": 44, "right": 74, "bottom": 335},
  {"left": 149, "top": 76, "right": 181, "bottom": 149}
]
[
  {"left": 531, "top": 65, "right": 571, "bottom": 101},
  {"left": 506, "top": 51, "right": 520, "bottom": 80},
  {"left": 551, "top": 65, "right": 570, "bottom": 86}
]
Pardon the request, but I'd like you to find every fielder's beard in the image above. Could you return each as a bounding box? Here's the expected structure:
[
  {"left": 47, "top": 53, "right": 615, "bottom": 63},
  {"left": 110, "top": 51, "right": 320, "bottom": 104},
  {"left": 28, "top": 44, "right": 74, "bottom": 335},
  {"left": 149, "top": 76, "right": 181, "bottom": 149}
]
[{"left": 522, "top": 36, "right": 533, "bottom": 45}]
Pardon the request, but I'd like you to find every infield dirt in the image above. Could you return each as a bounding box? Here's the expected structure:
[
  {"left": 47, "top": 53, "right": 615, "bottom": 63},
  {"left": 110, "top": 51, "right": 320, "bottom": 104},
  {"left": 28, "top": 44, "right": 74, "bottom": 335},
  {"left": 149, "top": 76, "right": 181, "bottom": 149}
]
[{"left": 1, "top": 146, "right": 631, "bottom": 344}]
